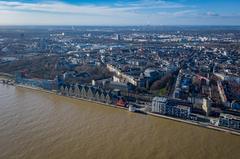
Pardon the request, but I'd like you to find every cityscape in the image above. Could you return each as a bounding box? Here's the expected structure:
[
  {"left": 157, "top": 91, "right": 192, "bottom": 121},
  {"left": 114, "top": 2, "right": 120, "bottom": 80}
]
[
  {"left": 1, "top": 26, "right": 240, "bottom": 133},
  {"left": 0, "top": 0, "right": 240, "bottom": 159}
]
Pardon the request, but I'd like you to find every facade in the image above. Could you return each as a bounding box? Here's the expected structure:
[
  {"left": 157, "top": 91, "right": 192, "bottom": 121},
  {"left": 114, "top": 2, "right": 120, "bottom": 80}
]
[
  {"left": 202, "top": 98, "right": 211, "bottom": 116},
  {"left": 81, "top": 85, "right": 88, "bottom": 98},
  {"left": 16, "top": 75, "right": 55, "bottom": 90},
  {"left": 219, "top": 113, "right": 240, "bottom": 130},
  {"left": 217, "top": 81, "right": 230, "bottom": 107},
  {"left": 107, "top": 64, "right": 138, "bottom": 86},
  {"left": 59, "top": 84, "right": 119, "bottom": 106},
  {"left": 64, "top": 85, "right": 70, "bottom": 96},
  {"left": 169, "top": 105, "right": 191, "bottom": 119},
  {"left": 74, "top": 84, "right": 81, "bottom": 97},
  {"left": 231, "top": 101, "right": 240, "bottom": 111},
  {"left": 152, "top": 96, "right": 191, "bottom": 119},
  {"left": 151, "top": 97, "right": 168, "bottom": 113},
  {"left": 95, "top": 90, "right": 101, "bottom": 101},
  {"left": 107, "top": 81, "right": 132, "bottom": 92}
]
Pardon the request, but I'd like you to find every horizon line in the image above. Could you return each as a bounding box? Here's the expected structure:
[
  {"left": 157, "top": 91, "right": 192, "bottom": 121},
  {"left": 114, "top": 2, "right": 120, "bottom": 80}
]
[{"left": 1, "top": 24, "right": 240, "bottom": 27}]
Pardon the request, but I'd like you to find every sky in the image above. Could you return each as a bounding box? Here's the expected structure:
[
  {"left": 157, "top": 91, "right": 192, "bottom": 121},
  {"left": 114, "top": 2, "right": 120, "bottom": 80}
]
[{"left": 0, "top": 0, "right": 240, "bottom": 25}]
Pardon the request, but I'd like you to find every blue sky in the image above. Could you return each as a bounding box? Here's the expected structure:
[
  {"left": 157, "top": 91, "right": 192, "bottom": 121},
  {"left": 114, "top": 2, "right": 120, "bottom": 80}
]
[{"left": 0, "top": 0, "right": 240, "bottom": 25}]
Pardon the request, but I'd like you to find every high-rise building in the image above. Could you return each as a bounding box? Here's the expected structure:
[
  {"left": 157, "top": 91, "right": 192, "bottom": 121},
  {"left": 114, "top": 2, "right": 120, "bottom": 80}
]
[{"left": 112, "top": 34, "right": 120, "bottom": 40}]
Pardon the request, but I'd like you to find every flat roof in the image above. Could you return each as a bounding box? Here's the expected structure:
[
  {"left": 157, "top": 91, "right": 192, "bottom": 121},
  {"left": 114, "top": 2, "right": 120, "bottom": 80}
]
[
  {"left": 220, "top": 113, "right": 240, "bottom": 120},
  {"left": 176, "top": 105, "right": 191, "bottom": 110},
  {"left": 152, "top": 96, "right": 168, "bottom": 102}
]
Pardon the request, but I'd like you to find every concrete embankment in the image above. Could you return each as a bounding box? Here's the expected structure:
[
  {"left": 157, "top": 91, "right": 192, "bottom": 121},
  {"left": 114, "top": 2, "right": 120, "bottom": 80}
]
[
  {"left": 147, "top": 112, "right": 240, "bottom": 136},
  {"left": 0, "top": 72, "right": 14, "bottom": 78},
  {"left": 15, "top": 84, "right": 128, "bottom": 111},
  {"left": 15, "top": 84, "right": 240, "bottom": 136}
]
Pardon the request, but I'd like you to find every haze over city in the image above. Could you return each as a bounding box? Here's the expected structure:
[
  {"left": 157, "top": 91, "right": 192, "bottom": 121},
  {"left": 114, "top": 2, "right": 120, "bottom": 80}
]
[{"left": 0, "top": 0, "right": 240, "bottom": 25}]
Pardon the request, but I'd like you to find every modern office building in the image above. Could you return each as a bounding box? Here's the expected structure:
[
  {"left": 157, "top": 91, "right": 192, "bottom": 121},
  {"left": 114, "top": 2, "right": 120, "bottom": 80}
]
[
  {"left": 152, "top": 97, "right": 191, "bottom": 119},
  {"left": 219, "top": 113, "right": 240, "bottom": 130},
  {"left": 151, "top": 97, "right": 168, "bottom": 113}
]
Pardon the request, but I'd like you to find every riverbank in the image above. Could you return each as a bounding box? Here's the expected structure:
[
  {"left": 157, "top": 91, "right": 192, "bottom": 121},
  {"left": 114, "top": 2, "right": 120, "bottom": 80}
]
[
  {"left": 15, "top": 84, "right": 128, "bottom": 111},
  {"left": 14, "top": 84, "right": 240, "bottom": 136},
  {"left": 147, "top": 112, "right": 240, "bottom": 136},
  {"left": 0, "top": 72, "right": 14, "bottom": 79},
  {"left": 1, "top": 83, "right": 240, "bottom": 159}
]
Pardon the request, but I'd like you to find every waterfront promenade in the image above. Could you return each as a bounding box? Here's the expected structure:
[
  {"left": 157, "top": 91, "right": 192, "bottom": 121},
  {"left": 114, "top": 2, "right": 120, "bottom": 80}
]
[{"left": 14, "top": 84, "right": 240, "bottom": 136}]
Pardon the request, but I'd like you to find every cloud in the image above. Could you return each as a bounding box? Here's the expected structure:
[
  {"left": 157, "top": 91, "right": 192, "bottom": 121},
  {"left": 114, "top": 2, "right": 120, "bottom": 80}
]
[
  {"left": 0, "top": 0, "right": 187, "bottom": 16},
  {"left": 206, "top": 12, "right": 219, "bottom": 17},
  {"left": 0, "top": 1, "right": 129, "bottom": 16},
  {"left": 0, "top": 0, "right": 192, "bottom": 25},
  {"left": 116, "top": 0, "right": 186, "bottom": 9},
  {"left": 173, "top": 10, "right": 197, "bottom": 16},
  {"left": 0, "top": 0, "right": 239, "bottom": 25}
]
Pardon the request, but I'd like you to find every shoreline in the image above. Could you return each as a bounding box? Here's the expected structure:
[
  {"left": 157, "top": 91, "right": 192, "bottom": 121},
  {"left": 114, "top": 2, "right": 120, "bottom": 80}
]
[
  {"left": 147, "top": 112, "right": 240, "bottom": 136},
  {"left": 15, "top": 84, "right": 128, "bottom": 111},
  {"left": 12, "top": 84, "right": 240, "bottom": 136}
]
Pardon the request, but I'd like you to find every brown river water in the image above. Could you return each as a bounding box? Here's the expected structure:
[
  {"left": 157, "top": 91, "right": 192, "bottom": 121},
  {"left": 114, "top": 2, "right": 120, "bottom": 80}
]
[{"left": 0, "top": 84, "right": 239, "bottom": 159}]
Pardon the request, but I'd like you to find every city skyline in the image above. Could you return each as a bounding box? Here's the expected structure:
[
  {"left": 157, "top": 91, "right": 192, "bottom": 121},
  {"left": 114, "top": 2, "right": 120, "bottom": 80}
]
[{"left": 0, "top": 0, "right": 240, "bottom": 25}]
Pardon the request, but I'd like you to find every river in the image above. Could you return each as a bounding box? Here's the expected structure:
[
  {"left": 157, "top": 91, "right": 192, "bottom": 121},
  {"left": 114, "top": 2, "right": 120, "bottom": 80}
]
[{"left": 0, "top": 84, "right": 239, "bottom": 159}]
